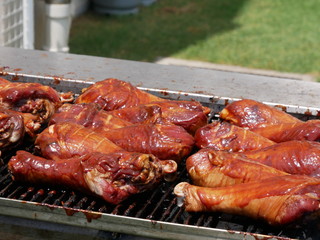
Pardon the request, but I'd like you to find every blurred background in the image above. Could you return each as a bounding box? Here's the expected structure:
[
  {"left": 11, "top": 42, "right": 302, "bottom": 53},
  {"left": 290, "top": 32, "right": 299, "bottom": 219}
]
[{"left": 1, "top": 0, "right": 319, "bottom": 81}]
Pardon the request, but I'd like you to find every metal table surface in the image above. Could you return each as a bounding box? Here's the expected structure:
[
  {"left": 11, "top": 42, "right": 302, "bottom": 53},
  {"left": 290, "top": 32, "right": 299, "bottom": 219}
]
[{"left": 0, "top": 46, "right": 319, "bottom": 112}]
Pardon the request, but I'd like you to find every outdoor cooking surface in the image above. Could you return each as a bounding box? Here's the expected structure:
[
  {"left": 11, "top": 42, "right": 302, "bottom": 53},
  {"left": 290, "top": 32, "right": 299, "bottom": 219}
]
[{"left": 0, "top": 112, "right": 318, "bottom": 240}]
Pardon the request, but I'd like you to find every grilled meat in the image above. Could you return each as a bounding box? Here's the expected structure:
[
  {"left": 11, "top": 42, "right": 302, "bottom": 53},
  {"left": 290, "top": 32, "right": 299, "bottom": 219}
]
[
  {"left": 186, "top": 148, "right": 288, "bottom": 188},
  {"left": 9, "top": 150, "right": 176, "bottom": 204},
  {"left": 174, "top": 175, "right": 320, "bottom": 225},
  {"left": 35, "top": 122, "right": 123, "bottom": 160},
  {"left": 220, "top": 99, "right": 300, "bottom": 130},
  {"left": 0, "top": 108, "right": 25, "bottom": 151},
  {"left": 75, "top": 78, "right": 210, "bottom": 134},
  {"left": 0, "top": 78, "right": 61, "bottom": 137},
  {"left": 50, "top": 103, "right": 132, "bottom": 130},
  {"left": 75, "top": 78, "right": 164, "bottom": 110},
  {"left": 252, "top": 120, "right": 320, "bottom": 142},
  {"left": 194, "top": 121, "right": 275, "bottom": 151},
  {"left": 241, "top": 140, "right": 320, "bottom": 177},
  {"left": 102, "top": 123, "right": 194, "bottom": 162}
]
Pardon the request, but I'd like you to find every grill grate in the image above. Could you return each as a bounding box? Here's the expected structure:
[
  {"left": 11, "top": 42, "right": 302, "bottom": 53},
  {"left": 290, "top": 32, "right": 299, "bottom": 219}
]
[{"left": 0, "top": 112, "right": 319, "bottom": 240}]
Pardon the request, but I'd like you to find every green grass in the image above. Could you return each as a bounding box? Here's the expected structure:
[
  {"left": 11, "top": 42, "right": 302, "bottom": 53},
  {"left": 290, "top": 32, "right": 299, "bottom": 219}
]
[{"left": 69, "top": 0, "right": 320, "bottom": 79}]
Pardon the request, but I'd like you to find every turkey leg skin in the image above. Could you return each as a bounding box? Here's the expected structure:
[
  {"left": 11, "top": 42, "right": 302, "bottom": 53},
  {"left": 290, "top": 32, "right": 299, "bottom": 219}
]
[
  {"left": 9, "top": 150, "right": 177, "bottom": 204},
  {"left": 186, "top": 149, "right": 288, "bottom": 187},
  {"left": 220, "top": 99, "right": 300, "bottom": 129},
  {"left": 194, "top": 121, "right": 275, "bottom": 151},
  {"left": 174, "top": 175, "right": 320, "bottom": 225}
]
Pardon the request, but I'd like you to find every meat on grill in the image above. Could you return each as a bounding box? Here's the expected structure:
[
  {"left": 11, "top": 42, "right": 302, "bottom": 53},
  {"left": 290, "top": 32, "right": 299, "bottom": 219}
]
[
  {"left": 252, "top": 120, "right": 320, "bottom": 142},
  {"left": 220, "top": 99, "right": 300, "bottom": 130},
  {"left": 0, "top": 78, "right": 61, "bottom": 137},
  {"left": 174, "top": 175, "right": 320, "bottom": 225},
  {"left": 49, "top": 111, "right": 194, "bottom": 162},
  {"left": 186, "top": 148, "right": 288, "bottom": 188},
  {"left": 0, "top": 108, "right": 25, "bottom": 151},
  {"left": 101, "top": 123, "right": 194, "bottom": 162},
  {"left": 9, "top": 150, "right": 176, "bottom": 204},
  {"left": 75, "top": 78, "right": 210, "bottom": 134},
  {"left": 35, "top": 122, "right": 124, "bottom": 160},
  {"left": 75, "top": 78, "right": 164, "bottom": 111},
  {"left": 107, "top": 104, "right": 163, "bottom": 124},
  {"left": 241, "top": 140, "right": 320, "bottom": 177},
  {"left": 194, "top": 121, "right": 275, "bottom": 151},
  {"left": 49, "top": 103, "right": 132, "bottom": 131}
]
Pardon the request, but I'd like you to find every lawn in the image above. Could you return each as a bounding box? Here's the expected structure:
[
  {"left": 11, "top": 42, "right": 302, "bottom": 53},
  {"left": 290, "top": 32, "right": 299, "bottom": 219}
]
[{"left": 69, "top": 0, "right": 320, "bottom": 79}]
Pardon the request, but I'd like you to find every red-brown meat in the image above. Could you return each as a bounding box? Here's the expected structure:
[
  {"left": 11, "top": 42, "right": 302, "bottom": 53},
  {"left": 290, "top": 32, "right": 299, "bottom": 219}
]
[
  {"left": 220, "top": 99, "right": 300, "bottom": 130},
  {"left": 174, "top": 175, "right": 320, "bottom": 225},
  {"left": 9, "top": 150, "right": 177, "bottom": 204},
  {"left": 194, "top": 121, "right": 275, "bottom": 151}
]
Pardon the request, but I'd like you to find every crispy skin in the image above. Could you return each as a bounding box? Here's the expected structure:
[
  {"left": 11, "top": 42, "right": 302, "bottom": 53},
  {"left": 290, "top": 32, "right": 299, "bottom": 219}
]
[
  {"left": 195, "top": 121, "right": 275, "bottom": 151},
  {"left": 108, "top": 104, "right": 164, "bottom": 124},
  {"left": 253, "top": 120, "right": 320, "bottom": 142},
  {"left": 174, "top": 175, "right": 320, "bottom": 225},
  {"left": 0, "top": 78, "right": 61, "bottom": 137},
  {"left": 220, "top": 99, "right": 300, "bottom": 129},
  {"left": 35, "top": 122, "right": 123, "bottom": 160},
  {"left": 150, "top": 101, "right": 209, "bottom": 135},
  {"left": 75, "top": 78, "right": 210, "bottom": 134},
  {"left": 186, "top": 149, "right": 288, "bottom": 187},
  {"left": 103, "top": 123, "right": 194, "bottom": 162},
  {"left": 50, "top": 106, "right": 194, "bottom": 161},
  {"left": 9, "top": 150, "right": 176, "bottom": 204},
  {"left": 50, "top": 103, "right": 132, "bottom": 130},
  {"left": 242, "top": 140, "right": 320, "bottom": 177},
  {"left": 75, "top": 78, "right": 163, "bottom": 110},
  {"left": 0, "top": 108, "right": 25, "bottom": 150}
]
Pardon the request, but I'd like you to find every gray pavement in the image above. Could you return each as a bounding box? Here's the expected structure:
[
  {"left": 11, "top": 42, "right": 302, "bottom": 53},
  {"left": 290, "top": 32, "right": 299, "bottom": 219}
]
[{"left": 155, "top": 57, "right": 316, "bottom": 82}]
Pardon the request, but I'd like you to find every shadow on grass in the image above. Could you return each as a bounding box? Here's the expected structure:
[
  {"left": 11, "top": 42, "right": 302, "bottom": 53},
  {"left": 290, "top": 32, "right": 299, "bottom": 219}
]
[{"left": 69, "top": 0, "right": 247, "bottom": 62}]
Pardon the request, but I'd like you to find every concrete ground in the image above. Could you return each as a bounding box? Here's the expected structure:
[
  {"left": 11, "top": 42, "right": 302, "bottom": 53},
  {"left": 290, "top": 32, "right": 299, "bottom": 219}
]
[{"left": 155, "top": 57, "right": 316, "bottom": 82}]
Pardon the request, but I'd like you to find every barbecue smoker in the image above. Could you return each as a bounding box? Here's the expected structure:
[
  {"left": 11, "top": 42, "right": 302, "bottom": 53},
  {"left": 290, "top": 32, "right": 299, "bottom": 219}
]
[{"left": 0, "top": 47, "right": 319, "bottom": 240}]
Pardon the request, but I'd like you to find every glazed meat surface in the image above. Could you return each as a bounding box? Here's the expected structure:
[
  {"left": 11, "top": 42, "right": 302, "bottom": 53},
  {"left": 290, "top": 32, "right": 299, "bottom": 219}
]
[
  {"left": 194, "top": 121, "right": 275, "bottom": 151},
  {"left": 9, "top": 150, "right": 176, "bottom": 204},
  {"left": 108, "top": 104, "right": 163, "bottom": 124},
  {"left": 252, "top": 120, "right": 320, "bottom": 142},
  {"left": 220, "top": 99, "right": 300, "bottom": 130},
  {"left": 186, "top": 149, "right": 288, "bottom": 188},
  {"left": 35, "top": 122, "right": 124, "bottom": 160},
  {"left": 241, "top": 140, "right": 320, "bottom": 177},
  {"left": 0, "top": 108, "right": 25, "bottom": 150},
  {"left": 50, "top": 103, "right": 132, "bottom": 130},
  {"left": 174, "top": 175, "right": 320, "bottom": 225},
  {"left": 75, "top": 78, "right": 210, "bottom": 134},
  {"left": 103, "top": 123, "right": 194, "bottom": 162},
  {"left": 0, "top": 78, "right": 61, "bottom": 137},
  {"left": 75, "top": 78, "right": 164, "bottom": 110}
]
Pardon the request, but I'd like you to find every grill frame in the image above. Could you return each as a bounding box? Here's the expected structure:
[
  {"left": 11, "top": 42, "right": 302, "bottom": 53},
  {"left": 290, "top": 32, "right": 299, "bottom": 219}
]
[{"left": 0, "top": 49, "right": 319, "bottom": 239}]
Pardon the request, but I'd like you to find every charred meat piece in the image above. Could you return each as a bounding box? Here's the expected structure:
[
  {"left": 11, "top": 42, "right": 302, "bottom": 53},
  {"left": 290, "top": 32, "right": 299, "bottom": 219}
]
[
  {"left": 50, "top": 103, "right": 132, "bottom": 130},
  {"left": 108, "top": 104, "right": 163, "bottom": 125},
  {"left": 103, "top": 123, "right": 194, "bottom": 162},
  {"left": 9, "top": 150, "right": 177, "bottom": 204},
  {"left": 252, "top": 120, "right": 320, "bottom": 142},
  {"left": 194, "top": 121, "right": 275, "bottom": 151},
  {"left": 35, "top": 122, "right": 124, "bottom": 160},
  {"left": 174, "top": 175, "right": 320, "bottom": 225},
  {"left": 0, "top": 78, "right": 61, "bottom": 137},
  {"left": 75, "top": 78, "right": 210, "bottom": 134},
  {"left": 186, "top": 148, "right": 288, "bottom": 188},
  {"left": 0, "top": 108, "right": 25, "bottom": 151},
  {"left": 75, "top": 78, "right": 163, "bottom": 110},
  {"left": 150, "top": 100, "right": 209, "bottom": 135},
  {"left": 220, "top": 99, "right": 300, "bottom": 130},
  {"left": 241, "top": 140, "right": 320, "bottom": 177}
]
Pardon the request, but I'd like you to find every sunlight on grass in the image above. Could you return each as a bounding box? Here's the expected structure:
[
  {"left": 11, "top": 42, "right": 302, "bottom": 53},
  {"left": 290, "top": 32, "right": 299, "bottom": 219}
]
[{"left": 69, "top": 0, "right": 320, "bottom": 79}]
